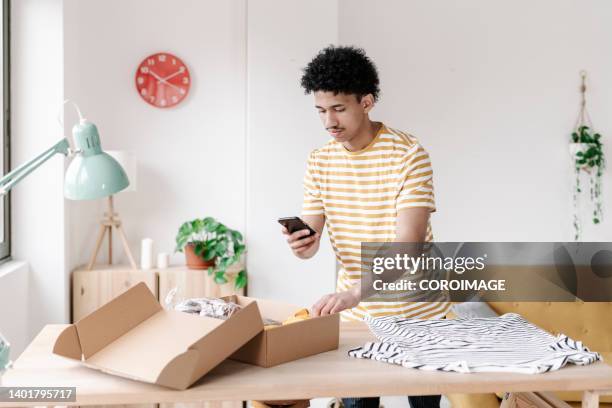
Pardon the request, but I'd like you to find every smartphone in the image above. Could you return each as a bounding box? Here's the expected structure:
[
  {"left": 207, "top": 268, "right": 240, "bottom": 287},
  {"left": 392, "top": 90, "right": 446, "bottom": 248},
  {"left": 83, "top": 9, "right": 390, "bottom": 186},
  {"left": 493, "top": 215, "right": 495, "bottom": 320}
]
[{"left": 278, "top": 216, "right": 317, "bottom": 237}]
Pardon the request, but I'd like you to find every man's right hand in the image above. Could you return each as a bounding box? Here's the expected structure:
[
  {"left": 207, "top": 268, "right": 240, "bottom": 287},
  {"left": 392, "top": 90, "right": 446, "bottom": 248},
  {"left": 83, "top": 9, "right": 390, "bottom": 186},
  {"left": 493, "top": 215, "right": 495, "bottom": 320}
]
[{"left": 281, "top": 227, "right": 321, "bottom": 259}]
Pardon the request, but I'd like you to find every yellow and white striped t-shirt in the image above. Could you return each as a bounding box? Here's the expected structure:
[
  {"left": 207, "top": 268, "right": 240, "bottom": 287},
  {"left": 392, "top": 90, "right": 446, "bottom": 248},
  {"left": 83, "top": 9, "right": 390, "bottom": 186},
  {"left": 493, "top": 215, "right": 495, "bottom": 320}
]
[{"left": 302, "top": 124, "right": 451, "bottom": 322}]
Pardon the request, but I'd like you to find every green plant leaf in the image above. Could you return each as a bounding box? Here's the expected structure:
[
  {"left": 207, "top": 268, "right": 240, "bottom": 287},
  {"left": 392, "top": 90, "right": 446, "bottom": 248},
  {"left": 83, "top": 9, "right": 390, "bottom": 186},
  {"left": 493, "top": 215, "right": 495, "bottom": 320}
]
[
  {"left": 194, "top": 241, "right": 205, "bottom": 256},
  {"left": 215, "top": 241, "right": 228, "bottom": 257},
  {"left": 228, "top": 256, "right": 238, "bottom": 267},
  {"left": 235, "top": 270, "right": 247, "bottom": 289},
  {"left": 231, "top": 230, "right": 243, "bottom": 242},
  {"left": 179, "top": 221, "right": 192, "bottom": 235},
  {"left": 190, "top": 219, "right": 199, "bottom": 232},
  {"left": 204, "top": 218, "right": 220, "bottom": 232},
  {"left": 175, "top": 236, "right": 189, "bottom": 252},
  {"left": 214, "top": 271, "right": 228, "bottom": 285},
  {"left": 175, "top": 221, "right": 194, "bottom": 252},
  {"left": 207, "top": 266, "right": 214, "bottom": 276},
  {"left": 203, "top": 246, "right": 216, "bottom": 261}
]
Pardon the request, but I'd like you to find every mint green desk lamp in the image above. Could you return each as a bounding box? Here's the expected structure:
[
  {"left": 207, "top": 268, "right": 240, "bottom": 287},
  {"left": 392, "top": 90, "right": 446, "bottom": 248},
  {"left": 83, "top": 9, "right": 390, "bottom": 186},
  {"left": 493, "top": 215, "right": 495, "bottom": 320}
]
[{"left": 0, "top": 102, "right": 137, "bottom": 269}]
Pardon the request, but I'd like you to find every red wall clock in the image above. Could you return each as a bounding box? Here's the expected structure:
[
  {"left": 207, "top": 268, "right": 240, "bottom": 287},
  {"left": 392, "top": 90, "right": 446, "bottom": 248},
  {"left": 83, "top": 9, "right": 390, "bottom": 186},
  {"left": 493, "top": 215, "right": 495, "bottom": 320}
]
[{"left": 135, "top": 52, "right": 191, "bottom": 108}]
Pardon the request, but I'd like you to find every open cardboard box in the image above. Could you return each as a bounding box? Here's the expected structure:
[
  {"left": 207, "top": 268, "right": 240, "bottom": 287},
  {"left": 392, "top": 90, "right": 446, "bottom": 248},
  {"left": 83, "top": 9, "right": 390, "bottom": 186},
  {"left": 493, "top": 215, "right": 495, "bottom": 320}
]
[
  {"left": 53, "top": 282, "right": 263, "bottom": 390},
  {"left": 230, "top": 296, "right": 340, "bottom": 367}
]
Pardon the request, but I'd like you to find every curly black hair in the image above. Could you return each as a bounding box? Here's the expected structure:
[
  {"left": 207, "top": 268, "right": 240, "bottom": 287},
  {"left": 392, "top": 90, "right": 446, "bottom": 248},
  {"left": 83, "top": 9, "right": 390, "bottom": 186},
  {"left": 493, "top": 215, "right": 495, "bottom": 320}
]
[{"left": 300, "top": 45, "right": 380, "bottom": 102}]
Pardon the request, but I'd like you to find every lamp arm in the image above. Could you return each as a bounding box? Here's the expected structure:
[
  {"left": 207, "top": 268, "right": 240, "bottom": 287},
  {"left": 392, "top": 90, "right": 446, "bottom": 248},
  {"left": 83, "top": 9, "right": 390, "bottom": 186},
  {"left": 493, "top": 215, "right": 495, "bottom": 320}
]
[{"left": 0, "top": 138, "right": 70, "bottom": 196}]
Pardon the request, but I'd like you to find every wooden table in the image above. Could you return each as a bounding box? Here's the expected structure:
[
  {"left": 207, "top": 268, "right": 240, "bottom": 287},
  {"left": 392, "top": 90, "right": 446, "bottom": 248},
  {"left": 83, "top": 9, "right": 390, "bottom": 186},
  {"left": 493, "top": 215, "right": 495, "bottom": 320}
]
[{"left": 1, "top": 323, "right": 612, "bottom": 407}]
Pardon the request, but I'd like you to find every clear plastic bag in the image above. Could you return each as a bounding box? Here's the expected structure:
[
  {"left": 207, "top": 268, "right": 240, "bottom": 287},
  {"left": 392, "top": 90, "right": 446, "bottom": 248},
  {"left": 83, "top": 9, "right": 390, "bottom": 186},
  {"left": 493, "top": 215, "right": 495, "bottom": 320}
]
[
  {"left": 163, "top": 286, "right": 182, "bottom": 310},
  {"left": 164, "top": 286, "right": 242, "bottom": 320}
]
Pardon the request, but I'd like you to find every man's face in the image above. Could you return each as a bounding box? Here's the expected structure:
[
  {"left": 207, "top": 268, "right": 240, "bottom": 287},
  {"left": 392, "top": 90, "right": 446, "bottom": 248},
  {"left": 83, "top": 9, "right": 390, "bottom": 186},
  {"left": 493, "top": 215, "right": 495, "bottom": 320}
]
[{"left": 314, "top": 91, "right": 370, "bottom": 143}]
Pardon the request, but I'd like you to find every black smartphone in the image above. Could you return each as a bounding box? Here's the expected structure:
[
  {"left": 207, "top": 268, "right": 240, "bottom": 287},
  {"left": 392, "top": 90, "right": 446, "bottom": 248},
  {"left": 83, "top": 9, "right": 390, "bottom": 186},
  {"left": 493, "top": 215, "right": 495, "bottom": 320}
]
[{"left": 278, "top": 216, "right": 317, "bottom": 237}]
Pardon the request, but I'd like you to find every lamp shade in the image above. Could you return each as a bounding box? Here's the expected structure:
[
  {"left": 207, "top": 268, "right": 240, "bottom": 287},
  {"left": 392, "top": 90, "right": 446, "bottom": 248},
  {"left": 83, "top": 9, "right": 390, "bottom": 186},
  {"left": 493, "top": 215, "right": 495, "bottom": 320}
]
[
  {"left": 106, "top": 151, "right": 137, "bottom": 192},
  {"left": 64, "top": 120, "right": 129, "bottom": 200}
]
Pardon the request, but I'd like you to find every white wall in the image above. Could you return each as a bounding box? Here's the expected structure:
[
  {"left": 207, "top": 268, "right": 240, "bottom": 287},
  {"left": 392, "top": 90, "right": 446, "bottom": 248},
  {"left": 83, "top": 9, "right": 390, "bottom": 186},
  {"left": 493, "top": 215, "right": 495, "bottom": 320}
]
[
  {"left": 246, "top": 0, "right": 338, "bottom": 304},
  {"left": 64, "top": 0, "right": 247, "bottom": 269},
  {"left": 10, "top": 0, "right": 67, "bottom": 342},
  {"left": 0, "top": 261, "right": 28, "bottom": 359},
  {"left": 338, "top": 0, "right": 612, "bottom": 242}
]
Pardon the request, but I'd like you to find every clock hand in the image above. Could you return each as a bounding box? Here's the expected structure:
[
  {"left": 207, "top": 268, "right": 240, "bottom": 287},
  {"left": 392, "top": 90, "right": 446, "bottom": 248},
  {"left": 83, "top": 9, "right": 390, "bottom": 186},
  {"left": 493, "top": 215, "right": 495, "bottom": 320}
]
[
  {"left": 147, "top": 69, "right": 185, "bottom": 93},
  {"left": 148, "top": 69, "right": 164, "bottom": 81},
  {"left": 162, "top": 81, "right": 184, "bottom": 93},
  {"left": 159, "top": 68, "right": 184, "bottom": 82}
]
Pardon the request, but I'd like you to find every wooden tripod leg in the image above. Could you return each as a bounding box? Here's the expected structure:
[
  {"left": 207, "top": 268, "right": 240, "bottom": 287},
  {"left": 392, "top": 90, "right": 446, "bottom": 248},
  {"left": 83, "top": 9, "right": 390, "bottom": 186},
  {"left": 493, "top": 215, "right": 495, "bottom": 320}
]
[
  {"left": 87, "top": 224, "right": 108, "bottom": 270},
  {"left": 108, "top": 196, "right": 114, "bottom": 265},
  {"left": 108, "top": 226, "right": 113, "bottom": 264},
  {"left": 116, "top": 223, "right": 138, "bottom": 270}
]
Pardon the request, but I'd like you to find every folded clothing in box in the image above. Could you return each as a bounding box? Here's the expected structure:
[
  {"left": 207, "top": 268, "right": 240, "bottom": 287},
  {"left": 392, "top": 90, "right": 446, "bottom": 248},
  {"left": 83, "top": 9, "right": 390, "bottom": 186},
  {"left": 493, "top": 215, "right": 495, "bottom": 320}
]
[{"left": 175, "top": 297, "right": 242, "bottom": 319}]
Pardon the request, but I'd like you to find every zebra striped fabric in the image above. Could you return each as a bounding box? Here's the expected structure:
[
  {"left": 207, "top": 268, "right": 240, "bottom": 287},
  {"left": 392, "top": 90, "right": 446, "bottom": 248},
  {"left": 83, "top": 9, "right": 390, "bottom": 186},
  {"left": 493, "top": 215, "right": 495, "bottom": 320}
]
[{"left": 348, "top": 313, "right": 601, "bottom": 374}]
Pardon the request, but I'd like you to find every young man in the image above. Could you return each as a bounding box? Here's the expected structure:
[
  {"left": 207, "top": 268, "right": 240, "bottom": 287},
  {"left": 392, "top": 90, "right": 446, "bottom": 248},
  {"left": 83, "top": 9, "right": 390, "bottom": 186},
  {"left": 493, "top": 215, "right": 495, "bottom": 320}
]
[{"left": 281, "top": 46, "right": 450, "bottom": 408}]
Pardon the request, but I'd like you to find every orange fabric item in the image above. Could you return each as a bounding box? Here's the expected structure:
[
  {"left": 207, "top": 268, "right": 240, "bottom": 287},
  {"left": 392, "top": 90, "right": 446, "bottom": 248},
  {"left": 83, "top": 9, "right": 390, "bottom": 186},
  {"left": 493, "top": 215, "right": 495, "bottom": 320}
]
[
  {"left": 283, "top": 308, "right": 310, "bottom": 325},
  {"left": 264, "top": 308, "right": 310, "bottom": 330}
]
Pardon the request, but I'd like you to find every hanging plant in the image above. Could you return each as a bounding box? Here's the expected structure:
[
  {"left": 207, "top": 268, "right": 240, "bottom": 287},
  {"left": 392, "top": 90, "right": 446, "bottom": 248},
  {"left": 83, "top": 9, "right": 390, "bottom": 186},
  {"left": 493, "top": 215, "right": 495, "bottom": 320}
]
[{"left": 570, "top": 71, "right": 605, "bottom": 241}]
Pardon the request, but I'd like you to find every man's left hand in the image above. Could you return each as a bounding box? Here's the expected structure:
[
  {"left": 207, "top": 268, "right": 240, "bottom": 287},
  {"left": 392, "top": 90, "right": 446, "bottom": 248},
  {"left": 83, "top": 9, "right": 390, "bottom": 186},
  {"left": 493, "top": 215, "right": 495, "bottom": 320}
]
[{"left": 311, "top": 288, "right": 360, "bottom": 316}]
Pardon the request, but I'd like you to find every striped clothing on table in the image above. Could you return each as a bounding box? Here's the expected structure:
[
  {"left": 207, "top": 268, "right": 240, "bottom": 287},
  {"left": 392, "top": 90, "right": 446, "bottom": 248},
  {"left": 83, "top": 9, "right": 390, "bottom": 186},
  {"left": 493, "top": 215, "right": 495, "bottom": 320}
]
[
  {"left": 348, "top": 313, "right": 602, "bottom": 374},
  {"left": 301, "top": 123, "right": 451, "bottom": 322}
]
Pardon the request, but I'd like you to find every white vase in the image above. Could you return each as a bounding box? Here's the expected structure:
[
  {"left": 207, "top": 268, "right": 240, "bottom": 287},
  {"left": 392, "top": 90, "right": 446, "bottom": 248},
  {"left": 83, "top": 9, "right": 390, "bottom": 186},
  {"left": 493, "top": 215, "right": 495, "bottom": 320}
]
[{"left": 140, "top": 238, "right": 154, "bottom": 270}]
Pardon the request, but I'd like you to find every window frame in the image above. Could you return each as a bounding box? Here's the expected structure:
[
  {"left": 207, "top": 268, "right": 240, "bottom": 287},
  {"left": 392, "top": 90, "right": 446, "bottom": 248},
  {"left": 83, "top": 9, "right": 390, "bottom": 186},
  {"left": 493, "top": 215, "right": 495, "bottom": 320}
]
[{"left": 0, "top": 0, "right": 11, "bottom": 262}]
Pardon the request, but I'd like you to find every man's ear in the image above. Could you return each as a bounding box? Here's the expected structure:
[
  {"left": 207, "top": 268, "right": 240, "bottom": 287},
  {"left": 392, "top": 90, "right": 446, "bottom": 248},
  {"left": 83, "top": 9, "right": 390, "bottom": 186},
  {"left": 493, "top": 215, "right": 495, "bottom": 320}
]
[{"left": 361, "top": 94, "right": 375, "bottom": 113}]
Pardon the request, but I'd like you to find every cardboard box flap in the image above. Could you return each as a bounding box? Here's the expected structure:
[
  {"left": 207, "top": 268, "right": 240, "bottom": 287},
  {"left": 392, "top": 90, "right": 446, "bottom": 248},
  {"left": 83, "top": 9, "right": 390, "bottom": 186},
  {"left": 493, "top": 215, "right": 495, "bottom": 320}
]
[
  {"left": 186, "top": 297, "right": 264, "bottom": 384},
  {"left": 53, "top": 325, "right": 82, "bottom": 360},
  {"left": 85, "top": 310, "right": 223, "bottom": 384},
  {"left": 156, "top": 349, "right": 201, "bottom": 390},
  {"left": 76, "top": 282, "right": 162, "bottom": 358}
]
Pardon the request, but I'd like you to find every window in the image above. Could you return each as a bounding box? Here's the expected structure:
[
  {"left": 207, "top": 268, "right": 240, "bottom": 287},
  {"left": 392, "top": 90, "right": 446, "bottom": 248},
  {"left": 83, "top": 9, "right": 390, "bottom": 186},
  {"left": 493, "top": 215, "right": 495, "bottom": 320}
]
[{"left": 0, "top": 0, "right": 10, "bottom": 261}]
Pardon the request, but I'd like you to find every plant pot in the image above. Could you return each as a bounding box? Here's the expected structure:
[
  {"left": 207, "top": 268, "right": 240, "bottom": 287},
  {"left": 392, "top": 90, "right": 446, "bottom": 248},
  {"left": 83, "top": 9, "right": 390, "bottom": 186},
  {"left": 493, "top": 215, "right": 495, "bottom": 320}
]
[
  {"left": 569, "top": 143, "right": 595, "bottom": 171},
  {"left": 184, "top": 243, "right": 216, "bottom": 270}
]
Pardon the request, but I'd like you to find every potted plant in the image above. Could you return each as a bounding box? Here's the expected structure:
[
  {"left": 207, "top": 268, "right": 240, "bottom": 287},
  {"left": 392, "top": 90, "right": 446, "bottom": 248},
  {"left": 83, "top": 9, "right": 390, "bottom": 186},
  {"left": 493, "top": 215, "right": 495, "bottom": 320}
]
[
  {"left": 570, "top": 125, "right": 605, "bottom": 240},
  {"left": 175, "top": 217, "right": 247, "bottom": 289}
]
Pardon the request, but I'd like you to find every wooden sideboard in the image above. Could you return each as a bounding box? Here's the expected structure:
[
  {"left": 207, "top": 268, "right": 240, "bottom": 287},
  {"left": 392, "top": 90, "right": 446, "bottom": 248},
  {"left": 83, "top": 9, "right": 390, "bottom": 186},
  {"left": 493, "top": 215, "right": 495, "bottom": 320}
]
[{"left": 72, "top": 263, "right": 246, "bottom": 322}]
